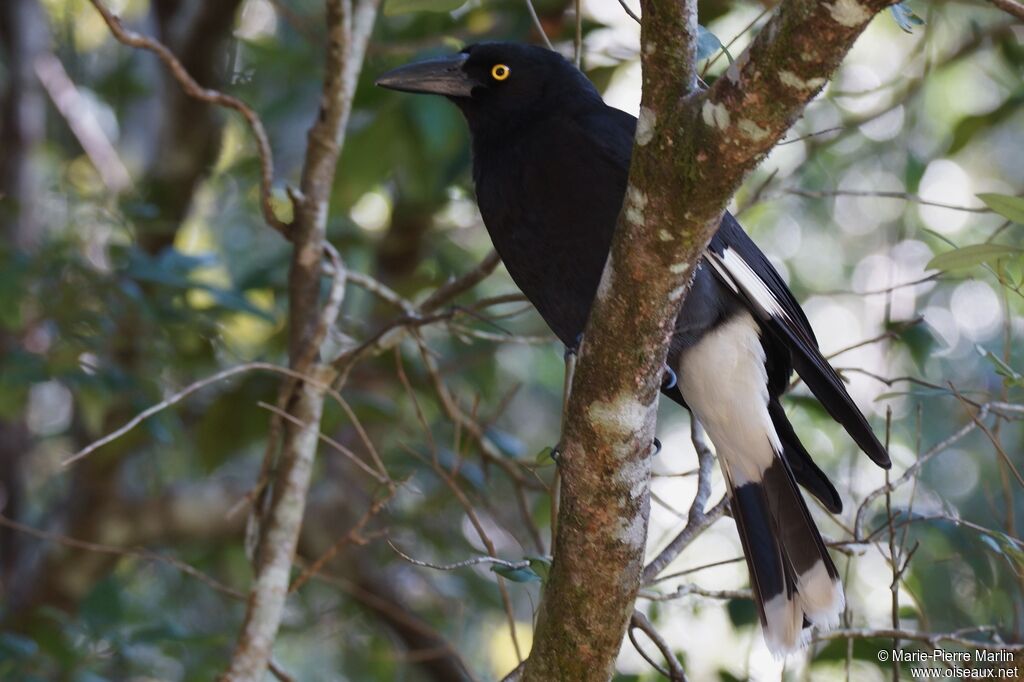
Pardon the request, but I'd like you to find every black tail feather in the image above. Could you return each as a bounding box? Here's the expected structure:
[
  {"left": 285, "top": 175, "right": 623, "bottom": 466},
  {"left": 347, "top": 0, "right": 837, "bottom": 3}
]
[{"left": 769, "top": 400, "right": 842, "bottom": 513}]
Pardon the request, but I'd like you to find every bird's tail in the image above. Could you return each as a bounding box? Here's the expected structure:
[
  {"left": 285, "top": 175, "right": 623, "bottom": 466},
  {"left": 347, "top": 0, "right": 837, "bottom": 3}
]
[
  {"left": 676, "top": 310, "right": 844, "bottom": 654},
  {"left": 726, "top": 456, "right": 844, "bottom": 655}
]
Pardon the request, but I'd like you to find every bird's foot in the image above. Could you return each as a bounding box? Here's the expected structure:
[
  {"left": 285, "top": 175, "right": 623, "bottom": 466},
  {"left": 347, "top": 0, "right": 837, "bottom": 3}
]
[
  {"left": 662, "top": 364, "right": 677, "bottom": 390},
  {"left": 564, "top": 333, "right": 584, "bottom": 362}
]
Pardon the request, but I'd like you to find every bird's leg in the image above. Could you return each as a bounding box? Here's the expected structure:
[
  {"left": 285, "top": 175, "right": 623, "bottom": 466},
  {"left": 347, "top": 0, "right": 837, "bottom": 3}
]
[
  {"left": 549, "top": 334, "right": 581, "bottom": 549},
  {"left": 550, "top": 335, "right": 582, "bottom": 463},
  {"left": 645, "top": 363, "right": 677, "bottom": 458}
]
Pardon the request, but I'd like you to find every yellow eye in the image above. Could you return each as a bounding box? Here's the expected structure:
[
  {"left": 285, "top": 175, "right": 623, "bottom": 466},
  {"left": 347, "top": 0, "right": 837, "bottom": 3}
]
[{"left": 491, "top": 64, "right": 511, "bottom": 81}]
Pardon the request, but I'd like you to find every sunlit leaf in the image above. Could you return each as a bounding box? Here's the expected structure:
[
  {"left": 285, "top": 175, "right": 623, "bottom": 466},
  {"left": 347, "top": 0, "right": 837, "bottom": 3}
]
[
  {"left": 976, "top": 345, "right": 1024, "bottom": 387},
  {"left": 534, "top": 445, "right": 555, "bottom": 466},
  {"left": 697, "top": 25, "right": 727, "bottom": 62},
  {"left": 977, "top": 192, "right": 1024, "bottom": 224},
  {"left": 925, "top": 243, "right": 1024, "bottom": 271}
]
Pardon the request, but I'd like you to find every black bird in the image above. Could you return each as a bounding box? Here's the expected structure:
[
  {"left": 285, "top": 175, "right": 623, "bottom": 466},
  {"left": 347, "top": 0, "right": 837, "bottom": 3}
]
[{"left": 377, "top": 42, "right": 891, "bottom": 654}]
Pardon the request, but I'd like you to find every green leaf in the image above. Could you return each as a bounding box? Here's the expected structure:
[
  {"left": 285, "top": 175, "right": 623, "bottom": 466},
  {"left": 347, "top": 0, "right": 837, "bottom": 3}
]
[
  {"left": 890, "top": 3, "right": 924, "bottom": 33},
  {"left": 976, "top": 345, "right": 1024, "bottom": 387},
  {"left": 526, "top": 555, "right": 552, "bottom": 582},
  {"left": 534, "top": 446, "right": 555, "bottom": 466},
  {"left": 697, "top": 25, "right": 726, "bottom": 63},
  {"left": 491, "top": 563, "right": 541, "bottom": 583},
  {"left": 384, "top": 0, "right": 466, "bottom": 16},
  {"left": 977, "top": 192, "right": 1024, "bottom": 224},
  {"left": 925, "top": 243, "right": 1024, "bottom": 271},
  {"left": 896, "top": 323, "right": 936, "bottom": 372},
  {"left": 726, "top": 597, "right": 756, "bottom": 627}
]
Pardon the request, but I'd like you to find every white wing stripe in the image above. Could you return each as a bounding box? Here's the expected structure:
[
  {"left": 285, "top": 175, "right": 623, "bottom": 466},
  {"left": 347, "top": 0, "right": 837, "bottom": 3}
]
[{"left": 712, "top": 247, "right": 791, "bottom": 322}]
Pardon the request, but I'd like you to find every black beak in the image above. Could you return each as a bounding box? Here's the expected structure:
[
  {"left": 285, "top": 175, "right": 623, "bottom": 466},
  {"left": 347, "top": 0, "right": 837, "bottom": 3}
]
[{"left": 375, "top": 53, "right": 479, "bottom": 98}]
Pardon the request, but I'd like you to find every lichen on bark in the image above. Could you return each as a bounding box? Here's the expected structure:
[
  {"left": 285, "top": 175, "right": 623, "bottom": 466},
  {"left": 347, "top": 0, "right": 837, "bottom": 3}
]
[{"left": 520, "top": 0, "right": 896, "bottom": 679}]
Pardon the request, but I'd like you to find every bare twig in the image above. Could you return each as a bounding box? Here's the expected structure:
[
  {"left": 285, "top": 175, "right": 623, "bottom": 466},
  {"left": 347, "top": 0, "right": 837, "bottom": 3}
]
[
  {"left": 395, "top": 363, "right": 527, "bottom": 662},
  {"left": 0, "top": 515, "right": 243, "bottom": 600},
  {"left": 639, "top": 583, "right": 749, "bottom": 601},
  {"left": 951, "top": 386, "right": 1024, "bottom": 489},
  {"left": 574, "top": 0, "right": 582, "bottom": 67},
  {"left": 523, "top": 0, "right": 554, "bottom": 51},
  {"left": 256, "top": 402, "right": 389, "bottom": 484},
  {"left": 616, "top": 0, "right": 640, "bottom": 23},
  {"left": 389, "top": 541, "right": 532, "bottom": 572},
  {"left": 62, "top": 362, "right": 334, "bottom": 466},
  {"left": 815, "top": 628, "right": 1023, "bottom": 653},
  {"left": 288, "top": 490, "right": 396, "bottom": 593},
  {"left": 629, "top": 611, "right": 687, "bottom": 681},
  {"left": 854, "top": 406, "right": 989, "bottom": 539},
  {"left": 33, "top": 52, "right": 131, "bottom": 192},
  {"left": 86, "top": 0, "right": 286, "bottom": 235},
  {"left": 643, "top": 421, "right": 725, "bottom": 582},
  {"left": 786, "top": 188, "right": 991, "bottom": 214}
]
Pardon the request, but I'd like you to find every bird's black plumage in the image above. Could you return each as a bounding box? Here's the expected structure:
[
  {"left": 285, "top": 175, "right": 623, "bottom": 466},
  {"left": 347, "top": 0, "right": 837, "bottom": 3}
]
[{"left": 377, "top": 42, "right": 890, "bottom": 654}]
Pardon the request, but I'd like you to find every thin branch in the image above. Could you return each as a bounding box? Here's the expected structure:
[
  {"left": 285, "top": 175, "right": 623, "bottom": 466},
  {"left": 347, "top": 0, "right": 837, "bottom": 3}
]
[
  {"left": 815, "top": 628, "right": 1023, "bottom": 653},
  {"left": 389, "top": 541, "right": 531, "bottom": 572},
  {"left": 62, "top": 362, "right": 332, "bottom": 466},
  {"left": 826, "top": 317, "right": 924, "bottom": 360},
  {"left": 86, "top": 0, "right": 286, "bottom": 235},
  {"left": 777, "top": 125, "right": 844, "bottom": 145},
  {"left": 419, "top": 250, "right": 501, "bottom": 312},
  {"left": 854, "top": 406, "right": 989, "bottom": 539},
  {"left": 643, "top": 421, "right": 725, "bottom": 582},
  {"left": 33, "top": 52, "right": 131, "bottom": 192},
  {"left": 951, "top": 387, "right": 1024, "bottom": 489},
  {"left": 0, "top": 515, "right": 243, "bottom": 600},
  {"left": 333, "top": 251, "right": 502, "bottom": 381},
  {"left": 345, "top": 269, "right": 416, "bottom": 314},
  {"left": 629, "top": 611, "right": 687, "bottom": 681},
  {"left": 574, "top": 0, "right": 582, "bottom": 67},
  {"left": 786, "top": 188, "right": 991, "bottom": 214},
  {"left": 414, "top": 335, "right": 543, "bottom": 490},
  {"left": 616, "top": 0, "right": 640, "bottom": 23},
  {"left": 702, "top": 6, "right": 771, "bottom": 75},
  {"left": 288, "top": 490, "right": 397, "bottom": 593},
  {"left": 523, "top": 0, "right": 554, "bottom": 51},
  {"left": 256, "top": 402, "right": 389, "bottom": 485},
  {"left": 395, "top": 358, "right": 526, "bottom": 662},
  {"left": 639, "top": 584, "right": 749, "bottom": 601}
]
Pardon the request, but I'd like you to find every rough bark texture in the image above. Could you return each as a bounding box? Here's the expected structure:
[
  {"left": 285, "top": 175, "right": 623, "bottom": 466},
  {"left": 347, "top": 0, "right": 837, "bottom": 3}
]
[{"left": 521, "top": 0, "right": 895, "bottom": 679}]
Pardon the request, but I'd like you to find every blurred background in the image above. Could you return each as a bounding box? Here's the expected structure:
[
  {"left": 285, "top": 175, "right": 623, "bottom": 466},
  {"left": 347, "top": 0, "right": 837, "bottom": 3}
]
[{"left": 0, "top": 0, "right": 1022, "bottom": 680}]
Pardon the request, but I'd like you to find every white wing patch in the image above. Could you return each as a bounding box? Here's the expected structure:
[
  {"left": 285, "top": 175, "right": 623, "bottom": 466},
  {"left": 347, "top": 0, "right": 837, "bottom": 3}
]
[{"left": 708, "top": 247, "right": 790, "bottom": 322}]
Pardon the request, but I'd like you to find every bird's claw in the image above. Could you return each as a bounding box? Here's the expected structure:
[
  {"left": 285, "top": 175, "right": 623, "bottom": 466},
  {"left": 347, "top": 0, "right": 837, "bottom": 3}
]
[
  {"left": 652, "top": 437, "right": 662, "bottom": 456},
  {"left": 564, "top": 333, "right": 584, "bottom": 361},
  {"left": 662, "top": 364, "right": 677, "bottom": 390}
]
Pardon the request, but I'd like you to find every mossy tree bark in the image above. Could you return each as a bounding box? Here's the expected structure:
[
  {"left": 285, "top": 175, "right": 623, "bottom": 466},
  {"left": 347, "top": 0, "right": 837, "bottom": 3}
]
[{"left": 521, "top": 0, "right": 897, "bottom": 679}]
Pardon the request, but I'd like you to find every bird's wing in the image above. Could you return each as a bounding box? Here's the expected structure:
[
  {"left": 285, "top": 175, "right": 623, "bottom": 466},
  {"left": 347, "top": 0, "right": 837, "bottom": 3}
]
[
  {"left": 576, "top": 106, "right": 637, "bottom": 171},
  {"left": 706, "top": 213, "right": 890, "bottom": 468}
]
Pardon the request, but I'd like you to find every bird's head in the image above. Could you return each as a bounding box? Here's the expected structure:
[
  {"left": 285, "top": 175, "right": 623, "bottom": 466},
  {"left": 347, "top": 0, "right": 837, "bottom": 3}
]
[{"left": 375, "top": 42, "right": 602, "bottom": 134}]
